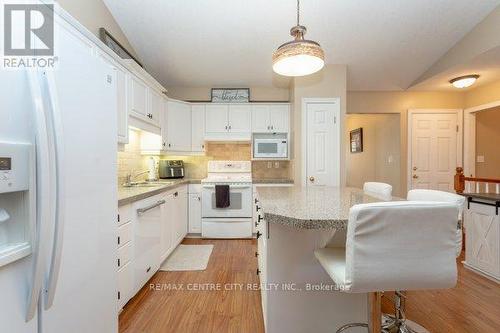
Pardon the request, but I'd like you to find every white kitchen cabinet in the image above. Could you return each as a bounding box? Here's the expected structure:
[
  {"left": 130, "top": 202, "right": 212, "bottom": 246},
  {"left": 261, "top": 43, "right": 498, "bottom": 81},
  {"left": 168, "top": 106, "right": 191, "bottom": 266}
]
[
  {"left": 228, "top": 105, "right": 251, "bottom": 137},
  {"left": 464, "top": 201, "right": 500, "bottom": 281},
  {"left": 189, "top": 193, "right": 202, "bottom": 233},
  {"left": 269, "top": 105, "right": 290, "bottom": 132},
  {"left": 117, "top": 204, "right": 133, "bottom": 310},
  {"left": 132, "top": 194, "right": 164, "bottom": 294},
  {"left": 149, "top": 89, "right": 164, "bottom": 126},
  {"left": 165, "top": 100, "right": 192, "bottom": 152},
  {"left": 160, "top": 191, "right": 174, "bottom": 263},
  {"left": 97, "top": 51, "right": 128, "bottom": 144},
  {"left": 205, "top": 104, "right": 229, "bottom": 135},
  {"left": 191, "top": 104, "right": 206, "bottom": 152},
  {"left": 128, "top": 75, "right": 148, "bottom": 120},
  {"left": 205, "top": 104, "right": 251, "bottom": 140},
  {"left": 252, "top": 104, "right": 289, "bottom": 133},
  {"left": 172, "top": 186, "right": 189, "bottom": 245}
]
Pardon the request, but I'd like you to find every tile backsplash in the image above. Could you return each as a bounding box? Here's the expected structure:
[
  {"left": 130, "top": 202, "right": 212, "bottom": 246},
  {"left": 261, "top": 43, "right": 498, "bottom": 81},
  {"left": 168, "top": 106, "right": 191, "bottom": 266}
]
[{"left": 118, "top": 131, "right": 292, "bottom": 183}]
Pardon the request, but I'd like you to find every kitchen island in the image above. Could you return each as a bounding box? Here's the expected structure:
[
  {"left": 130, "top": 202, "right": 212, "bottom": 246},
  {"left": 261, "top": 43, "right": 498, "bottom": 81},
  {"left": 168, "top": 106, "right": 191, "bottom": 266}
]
[{"left": 255, "top": 186, "right": 398, "bottom": 333}]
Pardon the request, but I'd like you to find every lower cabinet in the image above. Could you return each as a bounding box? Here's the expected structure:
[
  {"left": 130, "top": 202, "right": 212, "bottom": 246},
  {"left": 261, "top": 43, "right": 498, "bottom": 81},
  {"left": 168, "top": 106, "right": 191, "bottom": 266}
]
[
  {"left": 254, "top": 191, "right": 268, "bottom": 330},
  {"left": 464, "top": 201, "right": 500, "bottom": 280},
  {"left": 117, "top": 185, "right": 190, "bottom": 311},
  {"left": 189, "top": 184, "right": 202, "bottom": 233}
]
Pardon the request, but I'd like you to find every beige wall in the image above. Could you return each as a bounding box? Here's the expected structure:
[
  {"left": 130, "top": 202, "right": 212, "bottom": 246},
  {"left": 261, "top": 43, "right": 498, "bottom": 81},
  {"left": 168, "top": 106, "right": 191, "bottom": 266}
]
[
  {"left": 291, "top": 65, "right": 348, "bottom": 184},
  {"left": 346, "top": 114, "right": 402, "bottom": 196},
  {"left": 347, "top": 91, "right": 464, "bottom": 194},
  {"left": 475, "top": 106, "right": 500, "bottom": 178},
  {"left": 165, "top": 86, "right": 290, "bottom": 102},
  {"left": 57, "top": 0, "right": 140, "bottom": 60},
  {"left": 464, "top": 79, "right": 500, "bottom": 108}
]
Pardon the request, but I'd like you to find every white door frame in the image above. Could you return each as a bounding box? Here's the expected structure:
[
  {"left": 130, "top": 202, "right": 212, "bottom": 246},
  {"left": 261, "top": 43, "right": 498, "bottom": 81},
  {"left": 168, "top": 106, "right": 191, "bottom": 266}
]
[
  {"left": 301, "top": 98, "right": 341, "bottom": 186},
  {"left": 463, "top": 99, "right": 500, "bottom": 177},
  {"left": 407, "top": 108, "right": 463, "bottom": 191}
]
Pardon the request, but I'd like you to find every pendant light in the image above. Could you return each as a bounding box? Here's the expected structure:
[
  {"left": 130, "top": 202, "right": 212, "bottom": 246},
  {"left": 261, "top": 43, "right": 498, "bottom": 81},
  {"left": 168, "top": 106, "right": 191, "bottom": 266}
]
[{"left": 272, "top": 0, "right": 325, "bottom": 77}]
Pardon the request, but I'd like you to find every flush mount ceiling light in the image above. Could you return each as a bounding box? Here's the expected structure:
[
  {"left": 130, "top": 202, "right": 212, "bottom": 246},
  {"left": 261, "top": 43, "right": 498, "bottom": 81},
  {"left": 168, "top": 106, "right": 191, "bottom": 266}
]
[
  {"left": 449, "top": 74, "right": 480, "bottom": 89},
  {"left": 272, "top": 0, "right": 325, "bottom": 77}
]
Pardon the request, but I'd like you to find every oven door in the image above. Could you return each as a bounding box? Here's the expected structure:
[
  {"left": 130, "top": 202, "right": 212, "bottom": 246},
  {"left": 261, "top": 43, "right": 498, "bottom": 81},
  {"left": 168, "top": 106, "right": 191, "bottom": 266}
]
[{"left": 202, "top": 184, "right": 253, "bottom": 218}]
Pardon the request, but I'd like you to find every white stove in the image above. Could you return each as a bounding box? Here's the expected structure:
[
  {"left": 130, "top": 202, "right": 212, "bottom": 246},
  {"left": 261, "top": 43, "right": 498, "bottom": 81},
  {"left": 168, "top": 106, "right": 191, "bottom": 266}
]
[{"left": 201, "top": 161, "right": 253, "bottom": 239}]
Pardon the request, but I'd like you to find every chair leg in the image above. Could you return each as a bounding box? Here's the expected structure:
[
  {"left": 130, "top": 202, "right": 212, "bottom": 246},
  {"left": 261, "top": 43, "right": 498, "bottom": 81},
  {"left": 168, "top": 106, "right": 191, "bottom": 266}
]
[{"left": 382, "top": 291, "right": 424, "bottom": 333}]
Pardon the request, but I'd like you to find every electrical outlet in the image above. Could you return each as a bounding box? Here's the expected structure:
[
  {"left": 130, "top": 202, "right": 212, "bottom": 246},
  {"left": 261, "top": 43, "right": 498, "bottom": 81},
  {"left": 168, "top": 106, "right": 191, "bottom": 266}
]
[
  {"left": 476, "top": 155, "right": 485, "bottom": 163},
  {"left": 274, "top": 162, "right": 279, "bottom": 168},
  {"left": 267, "top": 162, "right": 272, "bottom": 169}
]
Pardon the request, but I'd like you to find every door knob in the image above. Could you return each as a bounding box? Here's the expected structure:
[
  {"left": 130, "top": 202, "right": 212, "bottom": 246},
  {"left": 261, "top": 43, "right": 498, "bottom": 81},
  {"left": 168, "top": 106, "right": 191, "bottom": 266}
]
[
  {"left": 309, "top": 176, "right": 315, "bottom": 182},
  {"left": 413, "top": 167, "right": 417, "bottom": 171},
  {"left": 412, "top": 174, "right": 419, "bottom": 179}
]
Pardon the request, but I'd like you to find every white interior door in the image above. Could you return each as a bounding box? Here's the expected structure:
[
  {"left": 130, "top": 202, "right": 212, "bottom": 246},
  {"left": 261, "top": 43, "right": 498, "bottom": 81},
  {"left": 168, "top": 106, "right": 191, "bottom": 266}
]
[
  {"left": 305, "top": 101, "right": 340, "bottom": 186},
  {"left": 410, "top": 110, "right": 460, "bottom": 191}
]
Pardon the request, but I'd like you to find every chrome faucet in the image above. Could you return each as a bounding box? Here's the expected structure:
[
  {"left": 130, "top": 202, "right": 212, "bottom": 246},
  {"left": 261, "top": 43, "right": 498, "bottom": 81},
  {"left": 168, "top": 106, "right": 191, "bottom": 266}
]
[{"left": 124, "top": 170, "right": 149, "bottom": 186}]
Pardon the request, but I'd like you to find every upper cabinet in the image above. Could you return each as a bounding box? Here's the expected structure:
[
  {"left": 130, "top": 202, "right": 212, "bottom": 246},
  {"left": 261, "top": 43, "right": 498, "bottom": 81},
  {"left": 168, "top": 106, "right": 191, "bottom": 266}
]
[
  {"left": 165, "top": 100, "right": 191, "bottom": 152},
  {"left": 128, "top": 75, "right": 148, "bottom": 120},
  {"left": 191, "top": 104, "right": 206, "bottom": 152},
  {"left": 149, "top": 89, "right": 164, "bottom": 125},
  {"left": 251, "top": 104, "right": 289, "bottom": 133},
  {"left": 205, "top": 104, "right": 251, "bottom": 140},
  {"left": 96, "top": 50, "right": 129, "bottom": 144}
]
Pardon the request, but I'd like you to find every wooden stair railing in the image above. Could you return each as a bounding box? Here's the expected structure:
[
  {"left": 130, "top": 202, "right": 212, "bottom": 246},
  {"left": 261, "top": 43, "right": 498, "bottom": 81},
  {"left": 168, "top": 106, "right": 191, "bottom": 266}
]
[{"left": 454, "top": 167, "right": 500, "bottom": 194}]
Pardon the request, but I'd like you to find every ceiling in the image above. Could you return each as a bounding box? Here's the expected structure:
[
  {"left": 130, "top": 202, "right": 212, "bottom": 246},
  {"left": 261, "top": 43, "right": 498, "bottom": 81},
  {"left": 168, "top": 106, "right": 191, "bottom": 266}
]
[{"left": 103, "top": 0, "right": 500, "bottom": 91}]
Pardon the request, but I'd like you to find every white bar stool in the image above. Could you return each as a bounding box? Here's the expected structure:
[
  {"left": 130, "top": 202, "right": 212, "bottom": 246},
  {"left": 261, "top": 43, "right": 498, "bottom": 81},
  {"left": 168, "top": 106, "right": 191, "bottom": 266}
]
[
  {"left": 407, "top": 189, "right": 465, "bottom": 257},
  {"left": 363, "top": 182, "right": 393, "bottom": 201},
  {"left": 314, "top": 201, "right": 459, "bottom": 333}
]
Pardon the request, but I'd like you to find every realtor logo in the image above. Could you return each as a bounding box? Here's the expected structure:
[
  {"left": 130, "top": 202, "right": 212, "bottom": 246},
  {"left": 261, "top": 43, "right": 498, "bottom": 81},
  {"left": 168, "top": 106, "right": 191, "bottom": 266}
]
[{"left": 4, "top": 4, "right": 54, "bottom": 55}]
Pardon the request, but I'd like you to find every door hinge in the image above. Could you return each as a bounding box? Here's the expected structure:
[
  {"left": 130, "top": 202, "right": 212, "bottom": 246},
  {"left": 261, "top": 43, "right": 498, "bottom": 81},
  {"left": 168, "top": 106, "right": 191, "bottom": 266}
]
[
  {"left": 118, "top": 291, "right": 121, "bottom": 300},
  {"left": 334, "top": 116, "right": 337, "bottom": 124},
  {"left": 456, "top": 125, "right": 459, "bottom": 132}
]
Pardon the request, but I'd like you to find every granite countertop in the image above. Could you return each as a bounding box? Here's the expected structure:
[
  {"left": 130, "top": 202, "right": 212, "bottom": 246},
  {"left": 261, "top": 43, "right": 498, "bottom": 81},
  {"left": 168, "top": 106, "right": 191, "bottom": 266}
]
[
  {"left": 461, "top": 192, "right": 500, "bottom": 202},
  {"left": 118, "top": 178, "right": 201, "bottom": 206},
  {"left": 256, "top": 186, "right": 400, "bottom": 230},
  {"left": 252, "top": 178, "right": 294, "bottom": 184}
]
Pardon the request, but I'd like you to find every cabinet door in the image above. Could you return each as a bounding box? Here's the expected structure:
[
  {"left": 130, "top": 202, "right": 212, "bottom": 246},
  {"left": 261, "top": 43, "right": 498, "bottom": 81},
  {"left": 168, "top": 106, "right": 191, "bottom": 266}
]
[
  {"left": 252, "top": 105, "right": 270, "bottom": 132},
  {"left": 269, "top": 105, "right": 290, "bottom": 132},
  {"left": 228, "top": 105, "right": 251, "bottom": 138},
  {"left": 465, "top": 204, "right": 500, "bottom": 277},
  {"left": 191, "top": 104, "right": 206, "bottom": 152},
  {"left": 117, "top": 262, "right": 133, "bottom": 310},
  {"left": 149, "top": 89, "right": 163, "bottom": 126},
  {"left": 167, "top": 100, "right": 192, "bottom": 151},
  {"left": 160, "top": 193, "right": 174, "bottom": 261},
  {"left": 205, "top": 104, "right": 228, "bottom": 134},
  {"left": 97, "top": 51, "right": 128, "bottom": 143},
  {"left": 128, "top": 75, "right": 148, "bottom": 119},
  {"left": 116, "top": 68, "right": 129, "bottom": 143},
  {"left": 172, "top": 187, "right": 188, "bottom": 246},
  {"left": 189, "top": 193, "right": 202, "bottom": 233}
]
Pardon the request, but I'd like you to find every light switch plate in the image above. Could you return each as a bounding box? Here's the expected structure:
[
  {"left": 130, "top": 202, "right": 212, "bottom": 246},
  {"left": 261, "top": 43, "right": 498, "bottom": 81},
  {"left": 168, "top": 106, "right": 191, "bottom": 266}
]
[{"left": 476, "top": 155, "right": 485, "bottom": 163}]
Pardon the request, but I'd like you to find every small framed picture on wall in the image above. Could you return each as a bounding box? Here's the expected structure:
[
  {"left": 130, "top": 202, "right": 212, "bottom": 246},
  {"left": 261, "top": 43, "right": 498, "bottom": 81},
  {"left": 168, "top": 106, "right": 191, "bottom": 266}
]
[{"left": 350, "top": 128, "right": 363, "bottom": 153}]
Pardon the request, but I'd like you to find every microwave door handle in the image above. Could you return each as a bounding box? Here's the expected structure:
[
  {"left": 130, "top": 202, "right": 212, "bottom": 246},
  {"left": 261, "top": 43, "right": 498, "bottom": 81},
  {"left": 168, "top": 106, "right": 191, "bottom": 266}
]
[
  {"left": 37, "top": 72, "right": 66, "bottom": 311},
  {"left": 25, "top": 70, "right": 54, "bottom": 321}
]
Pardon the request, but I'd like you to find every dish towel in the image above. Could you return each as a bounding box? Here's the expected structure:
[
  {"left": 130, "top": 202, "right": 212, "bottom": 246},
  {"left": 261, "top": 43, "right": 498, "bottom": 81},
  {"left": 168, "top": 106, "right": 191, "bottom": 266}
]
[{"left": 215, "top": 185, "right": 230, "bottom": 208}]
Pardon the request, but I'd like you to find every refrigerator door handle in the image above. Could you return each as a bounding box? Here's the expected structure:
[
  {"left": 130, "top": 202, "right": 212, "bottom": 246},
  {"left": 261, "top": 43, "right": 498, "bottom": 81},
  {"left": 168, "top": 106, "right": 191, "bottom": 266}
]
[
  {"left": 25, "top": 70, "right": 55, "bottom": 321},
  {"left": 41, "top": 71, "right": 66, "bottom": 310}
]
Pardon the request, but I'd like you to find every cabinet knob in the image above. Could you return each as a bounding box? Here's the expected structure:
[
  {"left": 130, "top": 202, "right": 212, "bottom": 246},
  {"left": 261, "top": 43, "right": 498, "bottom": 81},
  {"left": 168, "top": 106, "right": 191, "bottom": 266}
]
[
  {"left": 255, "top": 251, "right": 258, "bottom": 257},
  {"left": 174, "top": 191, "right": 179, "bottom": 197},
  {"left": 162, "top": 142, "right": 166, "bottom": 147},
  {"left": 413, "top": 174, "right": 419, "bottom": 179},
  {"left": 309, "top": 176, "right": 315, "bottom": 182}
]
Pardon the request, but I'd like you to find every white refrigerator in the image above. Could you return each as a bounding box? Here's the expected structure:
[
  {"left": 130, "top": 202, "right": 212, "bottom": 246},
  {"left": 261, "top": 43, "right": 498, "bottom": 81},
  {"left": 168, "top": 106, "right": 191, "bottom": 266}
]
[{"left": 0, "top": 6, "right": 118, "bottom": 333}]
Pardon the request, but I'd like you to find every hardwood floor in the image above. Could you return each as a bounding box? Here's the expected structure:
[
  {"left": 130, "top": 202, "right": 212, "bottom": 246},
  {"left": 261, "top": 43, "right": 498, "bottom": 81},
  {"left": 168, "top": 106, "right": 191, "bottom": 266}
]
[
  {"left": 120, "top": 240, "right": 499, "bottom": 333},
  {"left": 119, "top": 239, "right": 265, "bottom": 333},
  {"left": 381, "top": 253, "right": 500, "bottom": 333}
]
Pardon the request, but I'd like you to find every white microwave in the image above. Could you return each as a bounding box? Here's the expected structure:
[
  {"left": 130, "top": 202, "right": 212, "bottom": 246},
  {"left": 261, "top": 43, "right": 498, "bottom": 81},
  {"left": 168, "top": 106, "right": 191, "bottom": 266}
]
[{"left": 253, "top": 138, "right": 288, "bottom": 158}]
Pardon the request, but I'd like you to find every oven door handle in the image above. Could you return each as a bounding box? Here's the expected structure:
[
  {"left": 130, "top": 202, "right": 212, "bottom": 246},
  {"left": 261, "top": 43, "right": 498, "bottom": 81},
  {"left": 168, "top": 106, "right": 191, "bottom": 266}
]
[{"left": 202, "top": 185, "right": 252, "bottom": 189}]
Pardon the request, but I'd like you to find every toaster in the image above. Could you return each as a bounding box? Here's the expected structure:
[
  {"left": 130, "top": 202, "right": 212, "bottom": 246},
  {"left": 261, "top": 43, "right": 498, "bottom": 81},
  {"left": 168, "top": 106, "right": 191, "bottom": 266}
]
[{"left": 159, "top": 160, "right": 185, "bottom": 179}]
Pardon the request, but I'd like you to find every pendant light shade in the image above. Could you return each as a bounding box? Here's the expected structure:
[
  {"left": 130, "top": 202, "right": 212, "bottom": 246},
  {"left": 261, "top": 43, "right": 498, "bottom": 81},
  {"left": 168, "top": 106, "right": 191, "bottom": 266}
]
[{"left": 272, "top": 1, "right": 325, "bottom": 77}]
